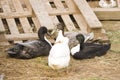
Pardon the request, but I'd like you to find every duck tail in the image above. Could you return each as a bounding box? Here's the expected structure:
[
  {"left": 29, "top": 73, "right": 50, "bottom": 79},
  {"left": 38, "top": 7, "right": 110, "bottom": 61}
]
[
  {"left": 7, "top": 44, "right": 21, "bottom": 57},
  {"left": 96, "top": 41, "right": 111, "bottom": 57}
]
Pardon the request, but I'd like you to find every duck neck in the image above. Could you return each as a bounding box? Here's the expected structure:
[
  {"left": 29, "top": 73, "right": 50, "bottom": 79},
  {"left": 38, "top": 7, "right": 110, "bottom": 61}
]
[
  {"left": 55, "top": 30, "right": 64, "bottom": 43},
  {"left": 80, "top": 42, "right": 84, "bottom": 50},
  {"left": 38, "top": 33, "right": 46, "bottom": 41}
]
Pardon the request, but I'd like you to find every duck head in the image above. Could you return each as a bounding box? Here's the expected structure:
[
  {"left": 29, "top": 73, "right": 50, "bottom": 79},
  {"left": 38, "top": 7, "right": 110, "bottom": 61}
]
[
  {"left": 50, "top": 23, "right": 64, "bottom": 40},
  {"left": 76, "top": 34, "right": 85, "bottom": 50},
  {"left": 38, "top": 26, "right": 50, "bottom": 41},
  {"left": 76, "top": 34, "right": 85, "bottom": 44}
]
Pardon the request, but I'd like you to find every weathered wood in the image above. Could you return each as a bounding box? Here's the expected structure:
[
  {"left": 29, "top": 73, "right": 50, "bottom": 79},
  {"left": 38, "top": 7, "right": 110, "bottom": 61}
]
[
  {"left": 29, "top": 0, "right": 54, "bottom": 29},
  {"left": 51, "top": 16, "right": 60, "bottom": 26},
  {"left": 73, "top": 0, "right": 102, "bottom": 28},
  {"left": 47, "top": 0, "right": 79, "bottom": 16},
  {"left": 0, "top": 12, "right": 32, "bottom": 18},
  {"left": 1, "top": 0, "right": 19, "bottom": 34},
  {"left": 20, "top": 18, "right": 33, "bottom": 33},
  {"left": 93, "top": 8, "right": 120, "bottom": 20},
  {"left": 0, "top": 19, "right": 6, "bottom": 42},
  {"left": 7, "top": 0, "right": 16, "bottom": 12},
  {"left": 5, "top": 33, "right": 38, "bottom": 41},
  {"left": 61, "top": 15, "right": 78, "bottom": 31},
  {"left": 32, "top": 17, "right": 41, "bottom": 30},
  {"left": 0, "top": 0, "right": 32, "bottom": 18},
  {"left": 0, "top": 19, "right": 5, "bottom": 32},
  {"left": 73, "top": 14, "right": 88, "bottom": 33},
  {"left": 49, "top": 0, "right": 77, "bottom": 31},
  {"left": 19, "top": 0, "right": 32, "bottom": 11}
]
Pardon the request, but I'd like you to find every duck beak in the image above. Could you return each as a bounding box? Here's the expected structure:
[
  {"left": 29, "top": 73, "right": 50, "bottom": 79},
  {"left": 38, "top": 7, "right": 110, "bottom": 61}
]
[
  {"left": 50, "top": 28, "right": 58, "bottom": 35},
  {"left": 47, "top": 31, "right": 52, "bottom": 36}
]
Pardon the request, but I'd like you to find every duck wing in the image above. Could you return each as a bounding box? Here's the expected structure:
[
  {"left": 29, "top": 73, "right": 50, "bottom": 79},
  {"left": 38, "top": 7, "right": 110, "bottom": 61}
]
[
  {"left": 18, "top": 40, "right": 51, "bottom": 56},
  {"left": 7, "top": 40, "right": 51, "bottom": 59}
]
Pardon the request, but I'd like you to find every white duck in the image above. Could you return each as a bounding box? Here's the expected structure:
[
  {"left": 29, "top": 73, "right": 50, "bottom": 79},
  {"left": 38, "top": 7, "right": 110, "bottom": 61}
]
[
  {"left": 109, "top": 0, "right": 116, "bottom": 8},
  {"left": 48, "top": 30, "right": 70, "bottom": 70},
  {"left": 99, "top": 0, "right": 116, "bottom": 8},
  {"left": 99, "top": 0, "right": 109, "bottom": 8}
]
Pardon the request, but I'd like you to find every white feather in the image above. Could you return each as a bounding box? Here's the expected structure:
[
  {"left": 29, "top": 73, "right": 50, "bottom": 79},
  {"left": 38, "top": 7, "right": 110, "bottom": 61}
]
[
  {"left": 48, "top": 30, "right": 70, "bottom": 69},
  {"left": 99, "top": 0, "right": 116, "bottom": 8},
  {"left": 44, "top": 36, "right": 52, "bottom": 47},
  {"left": 71, "top": 44, "right": 80, "bottom": 55}
]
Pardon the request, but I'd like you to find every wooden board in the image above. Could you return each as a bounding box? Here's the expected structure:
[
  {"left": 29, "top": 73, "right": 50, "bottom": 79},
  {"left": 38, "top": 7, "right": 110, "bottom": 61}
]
[
  {"left": 6, "top": 33, "right": 38, "bottom": 41},
  {"left": 73, "top": 0, "right": 102, "bottom": 28},
  {"left": 73, "top": 14, "right": 88, "bottom": 33},
  {"left": 93, "top": 8, "right": 120, "bottom": 20},
  {"left": 0, "top": 19, "right": 6, "bottom": 42},
  {"left": 61, "top": 15, "right": 78, "bottom": 31},
  {"left": 29, "top": 0, "right": 54, "bottom": 29},
  {"left": 0, "top": 19, "right": 5, "bottom": 32}
]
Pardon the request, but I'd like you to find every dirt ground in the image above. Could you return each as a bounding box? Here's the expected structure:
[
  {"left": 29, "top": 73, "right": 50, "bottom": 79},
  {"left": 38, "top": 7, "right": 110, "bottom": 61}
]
[{"left": 0, "top": 21, "right": 120, "bottom": 80}]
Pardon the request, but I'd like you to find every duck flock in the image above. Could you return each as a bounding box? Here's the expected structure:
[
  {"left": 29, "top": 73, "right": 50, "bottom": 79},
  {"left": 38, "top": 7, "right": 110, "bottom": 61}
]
[{"left": 7, "top": 23, "right": 111, "bottom": 70}]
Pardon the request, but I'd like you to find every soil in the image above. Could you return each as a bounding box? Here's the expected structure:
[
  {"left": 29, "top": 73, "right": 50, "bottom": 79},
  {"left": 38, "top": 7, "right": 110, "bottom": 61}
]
[{"left": 0, "top": 21, "right": 120, "bottom": 80}]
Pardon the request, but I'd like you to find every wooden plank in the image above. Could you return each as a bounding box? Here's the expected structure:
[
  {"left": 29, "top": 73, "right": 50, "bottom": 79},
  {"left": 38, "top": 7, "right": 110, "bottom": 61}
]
[
  {"left": 12, "top": 0, "right": 33, "bottom": 33},
  {"left": 20, "top": 18, "right": 33, "bottom": 33},
  {"left": 19, "top": 0, "right": 32, "bottom": 12},
  {"left": 93, "top": 8, "right": 120, "bottom": 20},
  {"left": 73, "top": 14, "right": 88, "bottom": 33},
  {"left": 7, "top": 19, "right": 19, "bottom": 34},
  {"left": 0, "top": 19, "right": 5, "bottom": 32},
  {"left": 47, "top": 0, "right": 79, "bottom": 16},
  {"left": 0, "top": 19, "right": 7, "bottom": 42},
  {"left": 51, "top": 16, "right": 60, "bottom": 26},
  {"left": 5, "top": 33, "right": 53, "bottom": 43},
  {"left": 12, "top": 0, "right": 24, "bottom": 12},
  {"left": 61, "top": 15, "right": 78, "bottom": 31},
  {"left": 1, "top": 0, "right": 19, "bottom": 34},
  {"left": 43, "top": 0, "right": 53, "bottom": 10},
  {"left": 49, "top": 0, "right": 77, "bottom": 31},
  {"left": 73, "top": 0, "right": 102, "bottom": 28},
  {"left": 65, "top": 0, "right": 79, "bottom": 12},
  {"left": 29, "top": 0, "right": 54, "bottom": 29},
  {"left": 0, "top": 0, "right": 31, "bottom": 18},
  {"left": 53, "top": 0, "right": 64, "bottom": 9},
  {"left": 7, "top": 0, "right": 16, "bottom": 12},
  {"left": 48, "top": 9, "right": 79, "bottom": 16},
  {"left": 0, "top": 12, "right": 32, "bottom": 18},
  {"left": 32, "top": 17, "right": 41, "bottom": 31},
  {"left": 5, "top": 33, "right": 38, "bottom": 41}
]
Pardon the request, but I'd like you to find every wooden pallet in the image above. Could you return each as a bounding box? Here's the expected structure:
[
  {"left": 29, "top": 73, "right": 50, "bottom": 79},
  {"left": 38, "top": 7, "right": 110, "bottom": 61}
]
[
  {"left": 0, "top": 0, "right": 40, "bottom": 44},
  {"left": 0, "top": 0, "right": 105, "bottom": 45}
]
